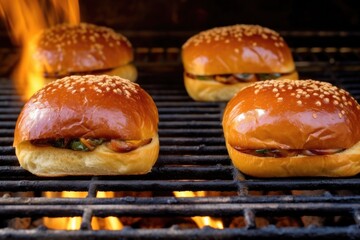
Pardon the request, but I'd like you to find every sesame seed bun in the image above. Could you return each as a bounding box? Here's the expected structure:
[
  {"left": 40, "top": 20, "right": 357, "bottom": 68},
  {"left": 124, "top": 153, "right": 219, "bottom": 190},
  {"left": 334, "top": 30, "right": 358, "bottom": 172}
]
[
  {"left": 222, "top": 79, "right": 360, "bottom": 177},
  {"left": 32, "top": 23, "right": 137, "bottom": 81},
  {"left": 182, "top": 24, "right": 297, "bottom": 101},
  {"left": 13, "top": 75, "right": 159, "bottom": 176}
]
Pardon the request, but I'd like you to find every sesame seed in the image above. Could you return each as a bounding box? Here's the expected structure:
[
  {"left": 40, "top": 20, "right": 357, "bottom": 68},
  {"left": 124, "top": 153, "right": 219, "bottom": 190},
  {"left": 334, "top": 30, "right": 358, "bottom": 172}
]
[
  {"left": 312, "top": 113, "right": 317, "bottom": 119},
  {"left": 297, "top": 100, "right": 302, "bottom": 106},
  {"left": 315, "top": 101, "right": 321, "bottom": 106},
  {"left": 277, "top": 97, "right": 283, "bottom": 102}
]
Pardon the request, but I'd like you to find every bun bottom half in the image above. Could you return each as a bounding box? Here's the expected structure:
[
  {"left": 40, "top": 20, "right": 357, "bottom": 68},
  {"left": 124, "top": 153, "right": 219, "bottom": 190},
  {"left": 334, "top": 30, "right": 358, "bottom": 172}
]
[
  {"left": 44, "top": 63, "right": 138, "bottom": 83},
  {"left": 225, "top": 141, "right": 360, "bottom": 178},
  {"left": 105, "top": 63, "right": 138, "bottom": 82},
  {"left": 16, "top": 134, "right": 159, "bottom": 177},
  {"left": 184, "top": 71, "right": 299, "bottom": 101}
]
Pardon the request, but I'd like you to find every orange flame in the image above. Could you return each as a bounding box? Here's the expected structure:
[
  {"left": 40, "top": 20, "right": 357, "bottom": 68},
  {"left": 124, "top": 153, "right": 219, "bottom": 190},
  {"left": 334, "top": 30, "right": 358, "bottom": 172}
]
[
  {"left": 96, "top": 191, "right": 124, "bottom": 230},
  {"left": 44, "top": 191, "right": 124, "bottom": 230},
  {"left": 0, "top": 0, "right": 80, "bottom": 101},
  {"left": 173, "top": 191, "right": 224, "bottom": 229}
]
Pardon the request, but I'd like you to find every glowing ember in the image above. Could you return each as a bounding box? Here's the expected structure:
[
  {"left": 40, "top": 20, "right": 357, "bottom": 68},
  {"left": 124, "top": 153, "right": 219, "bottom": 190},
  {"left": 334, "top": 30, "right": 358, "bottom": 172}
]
[
  {"left": 173, "top": 191, "right": 224, "bottom": 229},
  {"left": 0, "top": 0, "right": 80, "bottom": 101}
]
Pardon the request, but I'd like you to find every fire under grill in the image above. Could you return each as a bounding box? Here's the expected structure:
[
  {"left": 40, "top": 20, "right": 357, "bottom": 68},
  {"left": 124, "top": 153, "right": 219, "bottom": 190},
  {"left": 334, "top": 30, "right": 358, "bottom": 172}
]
[{"left": 0, "top": 32, "right": 360, "bottom": 239}]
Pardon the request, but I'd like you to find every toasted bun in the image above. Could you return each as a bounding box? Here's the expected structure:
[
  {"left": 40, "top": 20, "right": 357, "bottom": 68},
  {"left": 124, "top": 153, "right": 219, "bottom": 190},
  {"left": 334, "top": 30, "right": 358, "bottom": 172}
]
[
  {"left": 14, "top": 75, "right": 159, "bottom": 176},
  {"left": 44, "top": 63, "right": 138, "bottom": 83},
  {"left": 104, "top": 63, "right": 137, "bottom": 82},
  {"left": 184, "top": 71, "right": 298, "bottom": 102},
  {"left": 182, "top": 24, "right": 295, "bottom": 75},
  {"left": 33, "top": 23, "right": 134, "bottom": 77},
  {"left": 226, "top": 141, "right": 360, "bottom": 177},
  {"left": 222, "top": 79, "right": 360, "bottom": 177},
  {"left": 15, "top": 134, "right": 159, "bottom": 177}
]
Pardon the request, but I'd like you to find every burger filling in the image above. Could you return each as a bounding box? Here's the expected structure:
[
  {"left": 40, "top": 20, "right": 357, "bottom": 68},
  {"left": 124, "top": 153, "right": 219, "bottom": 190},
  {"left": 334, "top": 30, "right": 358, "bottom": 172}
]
[
  {"left": 186, "top": 72, "right": 294, "bottom": 84},
  {"left": 30, "top": 138, "right": 152, "bottom": 153},
  {"left": 236, "top": 148, "right": 345, "bottom": 158}
]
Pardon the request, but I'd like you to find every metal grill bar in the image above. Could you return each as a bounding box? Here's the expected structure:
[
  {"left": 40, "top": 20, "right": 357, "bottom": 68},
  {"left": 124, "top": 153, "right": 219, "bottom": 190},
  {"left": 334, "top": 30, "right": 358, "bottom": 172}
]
[
  {"left": 0, "top": 203, "right": 359, "bottom": 218},
  {"left": 1, "top": 195, "right": 360, "bottom": 206},
  {"left": 1, "top": 178, "right": 360, "bottom": 192},
  {"left": 1, "top": 227, "right": 359, "bottom": 240}
]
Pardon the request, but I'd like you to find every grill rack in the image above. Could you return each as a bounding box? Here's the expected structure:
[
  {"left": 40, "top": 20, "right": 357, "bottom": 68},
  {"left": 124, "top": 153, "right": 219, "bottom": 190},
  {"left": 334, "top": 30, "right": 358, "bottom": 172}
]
[{"left": 0, "top": 35, "right": 360, "bottom": 239}]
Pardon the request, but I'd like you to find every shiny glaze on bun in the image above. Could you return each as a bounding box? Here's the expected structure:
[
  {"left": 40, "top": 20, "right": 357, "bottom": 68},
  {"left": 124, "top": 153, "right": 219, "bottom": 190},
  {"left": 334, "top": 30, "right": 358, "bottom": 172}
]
[
  {"left": 14, "top": 75, "right": 158, "bottom": 146},
  {"left": 182, "top": 24, "right": 295, "bottom": 75},
  {"left": 223, "top": 79, "right": 360, "bottom": 150}
]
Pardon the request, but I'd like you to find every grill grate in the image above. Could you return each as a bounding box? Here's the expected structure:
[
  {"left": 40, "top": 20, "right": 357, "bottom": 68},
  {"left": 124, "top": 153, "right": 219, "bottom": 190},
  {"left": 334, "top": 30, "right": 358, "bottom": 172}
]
[{"left": 0, "top": 38, "right": 360, "bottom": 239}]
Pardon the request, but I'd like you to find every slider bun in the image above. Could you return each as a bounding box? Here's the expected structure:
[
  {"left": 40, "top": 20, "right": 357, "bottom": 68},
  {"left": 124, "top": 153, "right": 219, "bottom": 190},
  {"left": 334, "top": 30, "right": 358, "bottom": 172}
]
[
  {"left": 184, "top": 71, "right": 298, "bottom": 102},
  {"left": 33, "top": 23, "right": 134, "bottom": 76},
  {"left": 15, "top": 134, "right": 159, "bottom": 177},
  {"left": 222, "top": 79, "right": 360, "bottom": 177},
  {"left": 182, "top": 24, "right": 295, "bottom": 75},
  {"left": 14, "top": 75, "right": 159, "bottom": 176}
]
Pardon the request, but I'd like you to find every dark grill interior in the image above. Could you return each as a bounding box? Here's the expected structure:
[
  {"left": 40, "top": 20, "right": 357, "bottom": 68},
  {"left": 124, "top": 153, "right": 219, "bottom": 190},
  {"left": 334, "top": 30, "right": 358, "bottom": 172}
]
[{"left": 0, "top": 31, "right": 360, "bottom": 239}]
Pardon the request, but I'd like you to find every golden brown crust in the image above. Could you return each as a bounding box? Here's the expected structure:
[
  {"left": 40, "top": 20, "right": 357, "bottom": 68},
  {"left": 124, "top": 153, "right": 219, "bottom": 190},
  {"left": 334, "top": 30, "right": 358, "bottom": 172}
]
[
  {"left": 16, "top": 134, "right": 159, "bottom": 177},
  {"left": 32, "top": 23, "right": 133, "bottom": 76},
  {"left": 226, "top": 141, "right": 360, "bottom": 177},
  {"left": 182, "top": 24, "right": 295, "bottom": 75},
  {"left": 43, "top": 64, "right": 138, "bottom": 82},
  {"left": 184, "top": 71, "right": 298, "bottom": 101},
  {"left": 104, "top": 63, "right": 137, "bottom": 82},
  {"left": 14, "top": 75, "right": 158, "bottom": 147},
  {"left": 223, "top": 79, "right": 360, "bottom": 150}
]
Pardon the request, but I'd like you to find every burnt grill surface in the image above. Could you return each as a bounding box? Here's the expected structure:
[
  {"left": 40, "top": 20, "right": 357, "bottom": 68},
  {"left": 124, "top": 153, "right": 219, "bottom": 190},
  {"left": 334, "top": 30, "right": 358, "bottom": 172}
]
[{"left": 0, "top": 32, "right": 360, "bottom": 239}]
